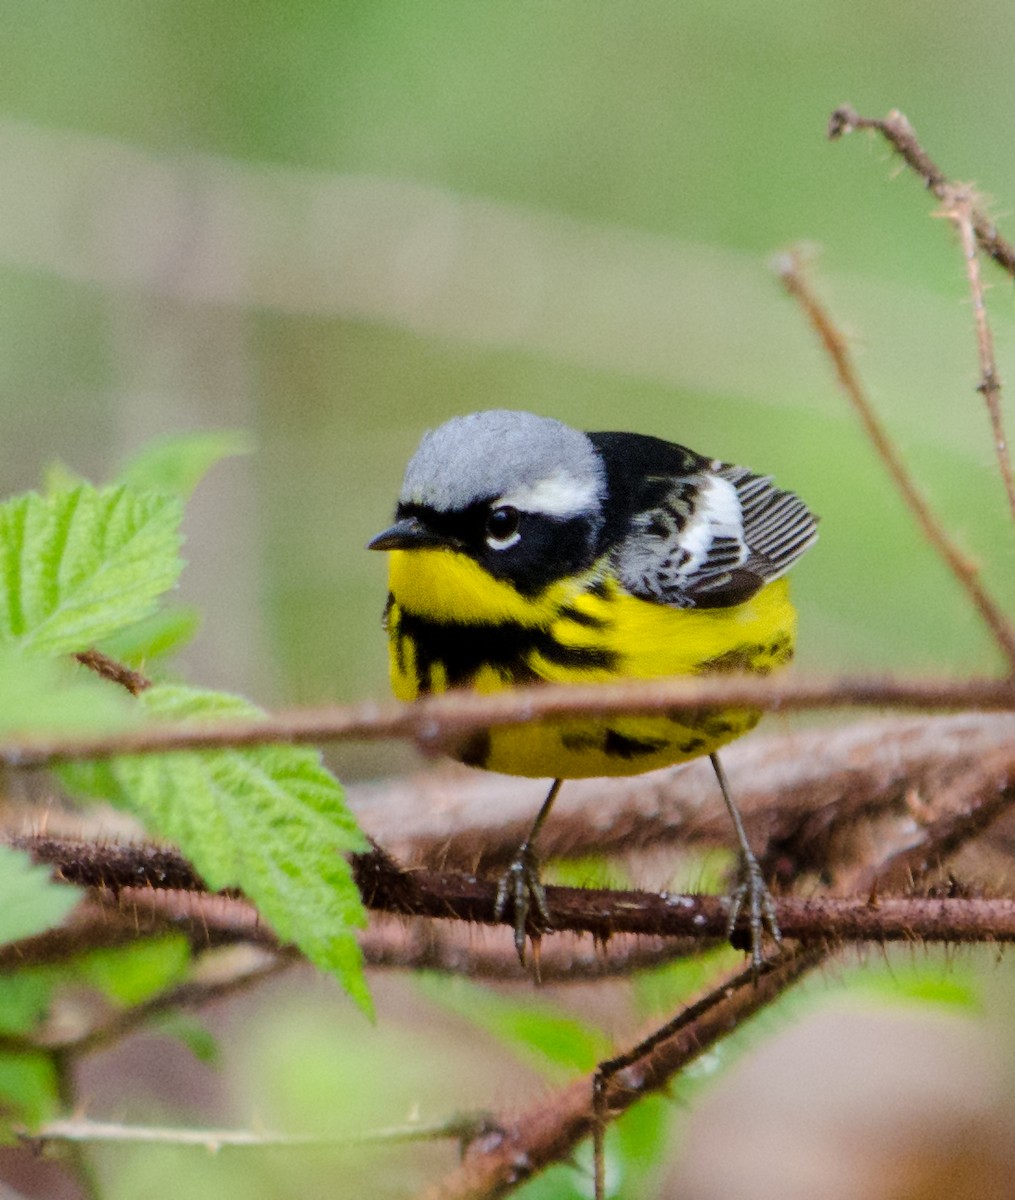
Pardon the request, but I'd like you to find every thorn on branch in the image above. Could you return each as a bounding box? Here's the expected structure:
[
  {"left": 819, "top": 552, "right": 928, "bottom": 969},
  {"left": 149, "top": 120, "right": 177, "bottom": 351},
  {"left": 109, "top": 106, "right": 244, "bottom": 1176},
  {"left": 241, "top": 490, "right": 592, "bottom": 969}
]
[{"left": 829, "top": 103, "right": 1015, "bottom": 277}]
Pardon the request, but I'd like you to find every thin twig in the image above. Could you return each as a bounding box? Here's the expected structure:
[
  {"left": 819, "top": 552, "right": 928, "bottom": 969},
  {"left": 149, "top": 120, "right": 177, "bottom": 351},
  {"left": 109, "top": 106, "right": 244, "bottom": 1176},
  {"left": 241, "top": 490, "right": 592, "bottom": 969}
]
[
  {"left": 4, "top": 673, "right": 1015, "bottom": 769},
  {"left": 22, "top": 1113, "right": 488, "bottom": 1152},
  {"left": 74, "top": 649, "right": 152, "bottom": 696},
  {"left": 828, "top": 105, "right": 1015, "bottom": 277},
  {"left": 52, "top": 1051, "right": 101, "bottom": 1200},
  {"left": 941, "top": 186, "right": 1015, "bottom": 524},
  {"left": 52, "top": 950, "right": 299, "bottom": 1058},
  {"left": 775, "top": 249, "right": 1015, "bottom": 672},
  {"left": 420, "top": 949, "right": 822, "bottom": 1200}
]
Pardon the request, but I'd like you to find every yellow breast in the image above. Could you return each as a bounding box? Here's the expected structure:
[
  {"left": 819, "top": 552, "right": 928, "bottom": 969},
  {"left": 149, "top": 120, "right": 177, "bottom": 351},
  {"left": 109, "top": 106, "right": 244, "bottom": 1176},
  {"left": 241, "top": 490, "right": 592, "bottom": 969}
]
[{"left": 385, "top": 546, "right": 796, "bottom": 778}]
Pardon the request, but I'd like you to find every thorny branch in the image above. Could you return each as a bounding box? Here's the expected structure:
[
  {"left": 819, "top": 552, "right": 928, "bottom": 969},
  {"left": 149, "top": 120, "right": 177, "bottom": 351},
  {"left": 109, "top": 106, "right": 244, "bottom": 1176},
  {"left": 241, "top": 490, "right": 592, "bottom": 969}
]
[
  {"left": 421, "top": 113, "right": 1015, "bottom": 1199},
  {"left": 828, "top": 104, "right": 1015, "bottom": 529},
  {"left": 421, "top": 720, "right": 1015, "bottom": 1200},
  {"left": 10, "top": 726, "right": 1015, "bottom": 962},
  {"left": 776, "top": 248, "right": 1015, "bottom": 672},
  {"left": 942, "top": 187, "right": 1015, "bottom": 524},
  {"left": 827, "top": 104, "right": 1015, "bottom": 277},
  {"left": 3, "top": 672, "right": 1015, "bottom": 769}
]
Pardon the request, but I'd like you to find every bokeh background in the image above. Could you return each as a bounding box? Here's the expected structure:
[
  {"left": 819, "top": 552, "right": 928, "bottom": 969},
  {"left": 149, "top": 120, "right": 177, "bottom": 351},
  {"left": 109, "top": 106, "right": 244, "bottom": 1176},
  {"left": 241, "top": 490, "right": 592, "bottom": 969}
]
[{"left": 6, "top": 2, "right": 1015, "bottom": 1197}]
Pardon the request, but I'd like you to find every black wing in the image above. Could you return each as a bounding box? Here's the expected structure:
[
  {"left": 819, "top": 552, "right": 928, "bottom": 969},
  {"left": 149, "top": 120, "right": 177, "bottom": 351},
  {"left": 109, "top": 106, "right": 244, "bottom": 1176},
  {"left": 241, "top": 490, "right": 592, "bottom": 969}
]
[{"left": 609, "top": 457, "right": 818, "bottom": 610}]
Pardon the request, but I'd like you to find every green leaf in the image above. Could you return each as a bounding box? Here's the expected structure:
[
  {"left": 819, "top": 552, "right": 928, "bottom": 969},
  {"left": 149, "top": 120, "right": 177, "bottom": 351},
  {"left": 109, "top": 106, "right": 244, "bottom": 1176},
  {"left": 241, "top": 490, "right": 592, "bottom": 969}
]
[
  {"left": 0, "top": 972, "right": 61, "bottom": 1037},
  {"left": 0, "top": 485, "right": 184, "bottom": 657},
  {"left": 417, "top": 976, "right": 611, "bottom": 1075},
  {"left": 838, "top": 953, "right": 981, "bottom": 1012},
  {"left": 59, "top": 685, "right": 371, "bottom": 1012},
  {"left": 0, "top": 1050, "right": 59, "bottom": 1135},
  {"left": 117, "top": 430, "right": 252, "bottom": 499},
  {"left": 76, "top": 934, "right": 191, "bottom": 1006},
  {"left": 154, "top": 1012, "right": 220, "bottom": 1065},
  {"left": 633, "top": 944, "right": 739, "bottom": 1020},
  {"left": 0, "top": 844, "right": 80, "bottom": 946},
  {"left": 0, "top": 647, "right": 135, "bottom": 736},
  {"left": 98, "top": 605, "right": 201, "bottom": 666},
  {"left": 42, "top": 460, "right": 87, "bottom": 494}
]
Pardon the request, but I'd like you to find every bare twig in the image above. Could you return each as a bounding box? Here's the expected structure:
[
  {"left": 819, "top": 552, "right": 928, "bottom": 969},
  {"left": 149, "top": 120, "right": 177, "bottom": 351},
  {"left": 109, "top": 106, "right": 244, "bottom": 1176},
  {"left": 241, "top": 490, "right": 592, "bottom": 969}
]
[
  {"left": 74, "top": 649, "right": 152, "bottom": 696},
  {"left": 420, "top": 949, "right": 822, "bottom": 1200},
  {"left": 52, "top": 1051, "right": 101, "bottom": 1200},
  {"left": 828, "top": 105, "right": 1015, "bottom": 277},
  {"left": 775, "top": 249, "right": 1015, "bottom": 672},
  {"left": 49, "top": 950, "right": 298, "bottom": 1058},
  {"left": 23, "top": 1113, "right": 487, "bottom": 1152},
  {"left": 4, "top": 673, "right": 1015, "bottom": 769},
  {"left": 940, "top": 186, "right": 1015, "bottom": 524}
]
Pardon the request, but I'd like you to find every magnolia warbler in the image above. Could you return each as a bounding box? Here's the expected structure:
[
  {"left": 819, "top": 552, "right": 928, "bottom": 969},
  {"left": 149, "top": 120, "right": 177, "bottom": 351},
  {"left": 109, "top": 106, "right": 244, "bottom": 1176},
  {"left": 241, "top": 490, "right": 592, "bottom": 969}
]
[{"left": 369, "top": 410, "right": 818, "bottom": 967}]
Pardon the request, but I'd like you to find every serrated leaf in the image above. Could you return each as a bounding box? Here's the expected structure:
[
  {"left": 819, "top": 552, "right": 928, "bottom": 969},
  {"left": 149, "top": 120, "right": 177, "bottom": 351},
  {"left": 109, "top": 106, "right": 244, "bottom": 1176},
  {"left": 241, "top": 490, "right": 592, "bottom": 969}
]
[
  {"left": 59, "top": 685, "right": 371, "bottom": 1012},
  {"left": 0, "top": 485, "right": 184, "bottom": 657},
  {"left": 0, "top": 844, "right": 81, "bottom": 946},
  {"left": 42, "top": 460, "right": 87, "bottom": 494},
  {"left": 98, "top": 605, "right": 201, "bottom": 666},
  {"left": 0, "top": 647, "right": 135, "bottom": 736},
  {"left": 0, "top": 1050, "right": 59, "bottom": 1135},
  {"left": 117, "top": 430, "right": 252, "bottom": 499}
]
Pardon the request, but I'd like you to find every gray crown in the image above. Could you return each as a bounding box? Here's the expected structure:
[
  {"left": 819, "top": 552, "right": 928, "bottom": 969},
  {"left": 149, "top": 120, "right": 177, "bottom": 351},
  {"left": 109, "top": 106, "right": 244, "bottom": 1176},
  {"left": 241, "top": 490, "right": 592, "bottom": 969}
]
[{"left": 400, "top": 410, "right": 605, "bottom": 514}]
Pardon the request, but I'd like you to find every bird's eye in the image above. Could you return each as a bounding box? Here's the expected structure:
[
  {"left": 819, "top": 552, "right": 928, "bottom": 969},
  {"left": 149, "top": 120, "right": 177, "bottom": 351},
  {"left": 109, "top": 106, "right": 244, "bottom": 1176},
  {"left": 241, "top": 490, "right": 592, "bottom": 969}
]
[{"left": 485, "top": 505, "right": 521, "bottom": 549}]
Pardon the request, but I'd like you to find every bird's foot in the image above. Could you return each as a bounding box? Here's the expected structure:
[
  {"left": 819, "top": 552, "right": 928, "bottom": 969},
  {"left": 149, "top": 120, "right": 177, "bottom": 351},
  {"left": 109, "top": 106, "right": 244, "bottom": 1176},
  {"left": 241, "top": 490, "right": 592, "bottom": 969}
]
[
  {"left": 726, "top": 847, "right": 781, "bottom": 975},
  {"left": 494, "top": 841, "right": 553, "bottom": 966}
]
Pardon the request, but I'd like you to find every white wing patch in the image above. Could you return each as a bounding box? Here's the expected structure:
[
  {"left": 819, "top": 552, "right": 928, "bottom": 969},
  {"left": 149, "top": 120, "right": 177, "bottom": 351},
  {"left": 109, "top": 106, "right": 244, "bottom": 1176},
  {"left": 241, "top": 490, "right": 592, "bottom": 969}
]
[{"left": 613, "top": 462, "right": 817, "bottom": 609}]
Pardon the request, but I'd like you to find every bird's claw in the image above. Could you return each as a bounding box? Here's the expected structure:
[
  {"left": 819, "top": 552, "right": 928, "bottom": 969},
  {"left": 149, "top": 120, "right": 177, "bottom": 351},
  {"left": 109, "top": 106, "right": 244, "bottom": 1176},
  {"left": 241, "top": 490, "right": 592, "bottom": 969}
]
[
  {"left": 726, "top": 847, "right": 781, "bottom": 975},
  {"left": 494, "top": 842, "right": 553, "bottom": 965}
]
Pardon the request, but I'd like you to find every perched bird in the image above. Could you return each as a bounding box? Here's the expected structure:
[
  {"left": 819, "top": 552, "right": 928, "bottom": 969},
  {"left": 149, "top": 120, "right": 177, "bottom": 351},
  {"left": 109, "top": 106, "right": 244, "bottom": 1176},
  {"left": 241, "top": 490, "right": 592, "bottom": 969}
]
[{"left": 368, "top": 410, "right": 818, "bottom": 967}]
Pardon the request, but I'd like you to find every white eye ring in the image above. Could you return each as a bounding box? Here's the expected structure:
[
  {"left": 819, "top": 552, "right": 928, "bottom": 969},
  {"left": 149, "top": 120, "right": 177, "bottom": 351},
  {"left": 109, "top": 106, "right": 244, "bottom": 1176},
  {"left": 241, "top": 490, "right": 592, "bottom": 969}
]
[{"left": 485, "top": 505, "right": 521, "bottom": 550}]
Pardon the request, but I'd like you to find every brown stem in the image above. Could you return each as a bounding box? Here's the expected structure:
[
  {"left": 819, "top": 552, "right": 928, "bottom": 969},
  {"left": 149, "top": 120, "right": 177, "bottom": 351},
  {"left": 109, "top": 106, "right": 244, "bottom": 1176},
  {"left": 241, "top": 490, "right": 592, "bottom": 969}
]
[
  {"left": 419, "top": 950, "right": 823, "bottom": 1200},
  {"left": 775, "top": 248, "right": 1015, "bottom": 672},
  {"left": 4, "top": 674, "right": 1015, "bottom": 768},
  {"left": 941, "top": 186, "right": 1015, "bottom": 525},
  {"left": 828, "top": 105, "right": 1015, "bottom": 278},
  {"left": 74, "top": 648, "right": 152, "bottom": 696},
  {"left": 419, "top": 714, "right": 1015, "bottom": 1199}
]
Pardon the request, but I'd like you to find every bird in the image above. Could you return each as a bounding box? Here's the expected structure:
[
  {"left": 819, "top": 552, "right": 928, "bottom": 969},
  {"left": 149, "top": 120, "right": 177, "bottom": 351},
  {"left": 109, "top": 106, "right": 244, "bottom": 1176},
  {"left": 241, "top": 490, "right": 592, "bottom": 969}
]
[{"left": 368, "top": 409, "right": 818, "bottom": 969}]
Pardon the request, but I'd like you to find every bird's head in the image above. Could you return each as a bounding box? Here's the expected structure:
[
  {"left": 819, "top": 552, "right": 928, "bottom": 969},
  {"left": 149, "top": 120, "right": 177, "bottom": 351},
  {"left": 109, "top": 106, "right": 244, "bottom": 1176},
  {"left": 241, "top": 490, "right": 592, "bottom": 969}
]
[{"left": 368, "top": 410, "right": 607, "bottom": 598}]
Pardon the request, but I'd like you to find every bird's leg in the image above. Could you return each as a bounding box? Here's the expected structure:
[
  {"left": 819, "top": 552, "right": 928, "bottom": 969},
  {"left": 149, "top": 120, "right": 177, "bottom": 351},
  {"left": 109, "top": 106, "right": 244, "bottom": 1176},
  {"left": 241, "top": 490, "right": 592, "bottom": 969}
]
[
  {"left": 710, "top": 752, "right": 781, "bottom": 972},
  {"left": 494, "top": 778, "right": 562, "bottom": 964}
]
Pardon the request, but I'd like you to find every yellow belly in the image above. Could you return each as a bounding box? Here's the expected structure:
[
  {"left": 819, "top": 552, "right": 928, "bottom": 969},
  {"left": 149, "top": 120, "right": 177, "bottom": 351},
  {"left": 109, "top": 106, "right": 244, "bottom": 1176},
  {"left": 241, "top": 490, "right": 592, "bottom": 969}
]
[{"left": 385, "top": 547, "right": 795, "bottom": 779}]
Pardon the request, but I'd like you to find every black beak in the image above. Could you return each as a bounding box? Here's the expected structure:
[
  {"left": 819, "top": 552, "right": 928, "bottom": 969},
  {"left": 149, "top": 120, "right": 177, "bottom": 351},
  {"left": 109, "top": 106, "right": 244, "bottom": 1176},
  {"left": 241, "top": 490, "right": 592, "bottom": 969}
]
[{"left": 367, "top": 515, "right": 454, "bottom": 551}]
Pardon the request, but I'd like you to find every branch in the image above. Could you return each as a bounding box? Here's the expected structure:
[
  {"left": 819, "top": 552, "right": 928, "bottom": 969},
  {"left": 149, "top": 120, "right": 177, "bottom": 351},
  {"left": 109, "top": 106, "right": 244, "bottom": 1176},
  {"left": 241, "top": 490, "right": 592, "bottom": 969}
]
[
  {"left": 351, "top": 713, "right": 1015, "bottom": 876},
  {"left": 23, "top": 1113, "right": 486, "bottom": 1152},
  {"left": 775, "top": 249, "right": 1015, "bottom": 671},
  {"left": 420, "top": 950, "right": 823, "bottom": 1200},
  {"left": 940, "top": 186, "right": 1015, "bottom": 524},
  {"left": 4, "top": 673, "right": 1015, "bottom": 768},
  {"left": 13, "top": 740, "right": 1015, "bottom": 953},
  {"left": 420, "top": 712, "right": 1015, "bottom": 1199},
  {"left": 827, "top": 105, "right": 1015, "bottom": 277}
]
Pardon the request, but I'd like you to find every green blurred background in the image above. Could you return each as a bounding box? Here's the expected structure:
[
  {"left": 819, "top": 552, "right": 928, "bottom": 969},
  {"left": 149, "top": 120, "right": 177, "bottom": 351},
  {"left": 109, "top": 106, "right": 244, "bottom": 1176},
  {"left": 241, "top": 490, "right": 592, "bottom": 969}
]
[
  {"left": 5, "top": 0, "right": 1015, "bottom": 735},
  {"left": 6, "top": 2, "right": 1015, "bottom": 1197}
]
